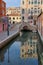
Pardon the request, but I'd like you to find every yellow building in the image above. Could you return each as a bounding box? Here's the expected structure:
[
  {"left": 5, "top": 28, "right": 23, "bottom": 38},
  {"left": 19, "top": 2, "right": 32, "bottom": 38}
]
[
  {"left": 21, "top": 0, "right": 43, "bottom": 24},
  {"left": 6, "top": 7, "right": 21, "bottom": 24}
]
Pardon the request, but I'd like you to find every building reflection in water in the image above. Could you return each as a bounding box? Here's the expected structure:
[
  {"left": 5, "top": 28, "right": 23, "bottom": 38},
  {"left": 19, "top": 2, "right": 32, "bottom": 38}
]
[
  {"left": 8, "top": 48, "right": 10, "bottom": 63},
  {"left": 0, "top": 48, "right": 10, "bottom": 63},
  {"left": 20, "top": 35, "right": 38, "bottom": 59},
  {"left": 0, "top": 50, "right": 4, "bottom": 62}
]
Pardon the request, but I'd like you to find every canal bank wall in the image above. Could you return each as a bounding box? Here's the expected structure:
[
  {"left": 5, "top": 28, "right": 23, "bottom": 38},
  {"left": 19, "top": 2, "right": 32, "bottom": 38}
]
[
  {"left": 37, "top": 31, "right": 43, "bottom": 65},
  {"left": 37, "top": 44, "right": 42, "bottom": 65},
  {"left": 38, "top": 30, "right": 43, "bottom": 44},
  {"left": 38, "top": 45, "right": 43, "bottom": 65},
  {"left": 0, "top": 31, "right": 19, "bottom": 49}
]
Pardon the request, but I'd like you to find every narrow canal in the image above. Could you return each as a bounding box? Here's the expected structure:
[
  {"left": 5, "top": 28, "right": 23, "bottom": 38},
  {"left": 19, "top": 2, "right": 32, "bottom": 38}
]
[{"left": 0, "top": 31, "right": 39, "bottom": 65}]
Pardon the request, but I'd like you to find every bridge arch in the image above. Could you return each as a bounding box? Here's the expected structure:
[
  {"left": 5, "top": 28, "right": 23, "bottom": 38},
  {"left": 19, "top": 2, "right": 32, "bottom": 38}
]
[{"left": 23, "top": 25, "right": 28, "bottom": 30}]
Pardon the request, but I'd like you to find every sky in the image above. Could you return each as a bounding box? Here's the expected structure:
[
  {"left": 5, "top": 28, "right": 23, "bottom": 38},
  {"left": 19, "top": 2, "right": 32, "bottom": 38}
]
[{"left": 3, "top": 0, "right": 21, "bottom": 7}]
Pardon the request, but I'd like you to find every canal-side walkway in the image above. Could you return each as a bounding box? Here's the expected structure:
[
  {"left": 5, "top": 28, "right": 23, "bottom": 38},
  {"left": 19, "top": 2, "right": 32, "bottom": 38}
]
[
  {"left": 0, "top": 23, "right": 20, "bottom": 48},
  {"left": 0, "top": 29, "right": 19, "bottom": 42}
]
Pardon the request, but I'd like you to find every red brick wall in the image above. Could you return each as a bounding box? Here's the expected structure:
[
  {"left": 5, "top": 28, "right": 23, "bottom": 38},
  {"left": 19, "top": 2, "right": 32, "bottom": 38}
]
[
  {"left": 0, "top": 0, "right": 2, "bottom": 17},
  {"left": 0, "top": 0, "right": 6, "bottom": 17}
]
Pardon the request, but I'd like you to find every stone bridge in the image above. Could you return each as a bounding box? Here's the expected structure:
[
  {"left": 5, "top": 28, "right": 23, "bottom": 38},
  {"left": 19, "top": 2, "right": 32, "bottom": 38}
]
[{"left": 19, "top": 22, "right": 37, "bottom": 32}]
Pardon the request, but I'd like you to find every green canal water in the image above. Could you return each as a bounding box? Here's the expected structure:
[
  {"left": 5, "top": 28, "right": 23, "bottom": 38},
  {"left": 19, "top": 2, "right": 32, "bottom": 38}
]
[{"left": 0, "top": 31, "right": 39, "bottom": 65}]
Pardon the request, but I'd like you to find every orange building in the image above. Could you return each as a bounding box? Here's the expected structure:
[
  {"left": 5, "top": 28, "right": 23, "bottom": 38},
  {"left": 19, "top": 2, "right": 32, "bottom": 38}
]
[{"left": 0, "top": 0, "right": 6, "bottom": 17}]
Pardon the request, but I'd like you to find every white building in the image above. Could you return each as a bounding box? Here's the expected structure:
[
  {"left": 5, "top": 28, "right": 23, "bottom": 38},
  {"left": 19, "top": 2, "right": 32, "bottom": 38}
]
[{"left": 6, "top": 7, "right": 21, "bottom": 24}]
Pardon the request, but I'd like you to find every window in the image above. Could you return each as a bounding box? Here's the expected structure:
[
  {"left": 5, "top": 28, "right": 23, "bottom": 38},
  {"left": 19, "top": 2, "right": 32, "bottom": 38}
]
[
  {"left": 34, "top": 8, "right": 37, "bottom": 13},
  {"left": 22, "top": 49, "right": 24, "bottom": 52},
  {"left": 31, "top": 8, "right": 33, "bottom": 9},
  {"left": 2, "top": 10, "right": 4, "bottom": 15},
  {"left": 20, "top": 17, "right": 21, "bottom": 19},
  {"left": 28, "top": 9, "right": 30, "bottom": 13},
  {"left": 34, "top": 1, "right": 37, "bottom": 4},
  {"left": 33, "top": 50, "right": 35, "bottom": 53},
  {"left": 31, "top": 2, "right": 33, "bottom": 4},
  {"left": 29, "top": 1, "right": 30, "bottom": 4},
  {"left": 2, "top": 2, "right": 5, "bottom": 7},
  {"left": 31, "top": 16, "right": 33, "bottom": 19},
  {"left": 28, "top": 42, "right": 29, "bottom": 45},
  {"left": 22, "top": 55, "right": 24, "bottom": 57},
  {"left": 9, "top": 17, "right": 11, "bottom": 20},
  {"left": 13, "top": 17, "right": 15, "bottom": 20},
  {"left": 17, "top": 17, "right": 18, "bottom": 19},
  {"left": 28, "top": 49, "right": 29, "bottom": 52},
  {"left": 28, "top": 16, "right": 30, "bottom": 19},
  {"left": 22, "top": 9, "right": 25, "bottom": 14},
  {"left": 22, "top": 1, "right": 24, "bottom": 4},
  {"left": 34, "top": 10, "right": 37, "bottom": 13},
  {"left": 38, "top": 10, "right": 40, "bottom": 13},
  {"left": 38, "top": 1, "right": 40, "bottom": 4},
  {"left": 22, "top": 43, "right": 24, "bottom": 45},
  {"left": 23, "top": 21, "right": 24, "bottom": 22},
  {"left": 28, "top": 16, "right": 33, "bottom": 19},
  {"left": 13, "top": 21, "right": 15, "bottom": 24},
  {"left": 41, "top": 0, "right": 43, "bottom": 4},
  {"left": 30, "top": 45, "right": 32, "bottom": 47},
  {"left": 31, "top": 8, "right": 33, "bottom": 15},
  {"left": 30, "top": 49, "right": 32, "bottom": 54},
  {"left": 10, "top": 21, "right": 11, "bottom": 24},
  {"left": 31, "top": 0, "right": 33, "bottom": 4},
  {"left": 31, "top": 11, "right": 33, "bottom": 15},
  {"left": 22, "top": 16, "right": 24, "bottom": 20}
]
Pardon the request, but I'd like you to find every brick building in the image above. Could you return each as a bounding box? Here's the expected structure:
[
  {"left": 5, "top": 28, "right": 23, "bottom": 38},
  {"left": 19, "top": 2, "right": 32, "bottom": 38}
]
[
  {"left": 0, "top": 0, "right": 7, "bottom": 32},
  {"left": 0, "top": 0, "right": 6, "bottom": 17}
]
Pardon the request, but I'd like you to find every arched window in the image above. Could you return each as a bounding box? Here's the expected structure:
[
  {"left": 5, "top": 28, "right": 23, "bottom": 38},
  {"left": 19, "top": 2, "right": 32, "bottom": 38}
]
[{"left": 22, "top": 9, "right": 25, "bottom": 14}]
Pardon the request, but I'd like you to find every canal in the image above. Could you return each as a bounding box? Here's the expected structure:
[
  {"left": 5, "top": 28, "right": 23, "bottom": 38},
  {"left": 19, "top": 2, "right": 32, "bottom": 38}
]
[{"left": 0, "top": 31, "right": 39, "bottom": 65}]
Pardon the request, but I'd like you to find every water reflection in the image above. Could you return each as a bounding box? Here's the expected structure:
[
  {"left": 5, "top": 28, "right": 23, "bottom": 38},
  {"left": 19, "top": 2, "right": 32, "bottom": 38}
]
[
  {"left": 20, "top": 37, "right": 38, "bottom": 59},
  {"left": 0, "top": 50, "right": 4, "bottom": 62},
  {"left": 0, "top": 41, "right": 13, "bottom": 63},
  {"left": 0, "top": 46, "right": 10, "bottom": 63},
  {"left": 0, "top": 32, "right": 38, "bottom": 65}
]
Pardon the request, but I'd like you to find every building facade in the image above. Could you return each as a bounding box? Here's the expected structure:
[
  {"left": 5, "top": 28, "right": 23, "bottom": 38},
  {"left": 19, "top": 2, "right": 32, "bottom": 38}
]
[
  {"left": 6, "top": 7, "right": 21, "bottom": 23},
  {"left": 37, "top": 12, "right": 43, "bottom": 42},
  {"left": 21, "top": 0, "right": 43, "bottom": 24},
  {"left": 0, "top": 0, "right": 6, "bottom": 18}
]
